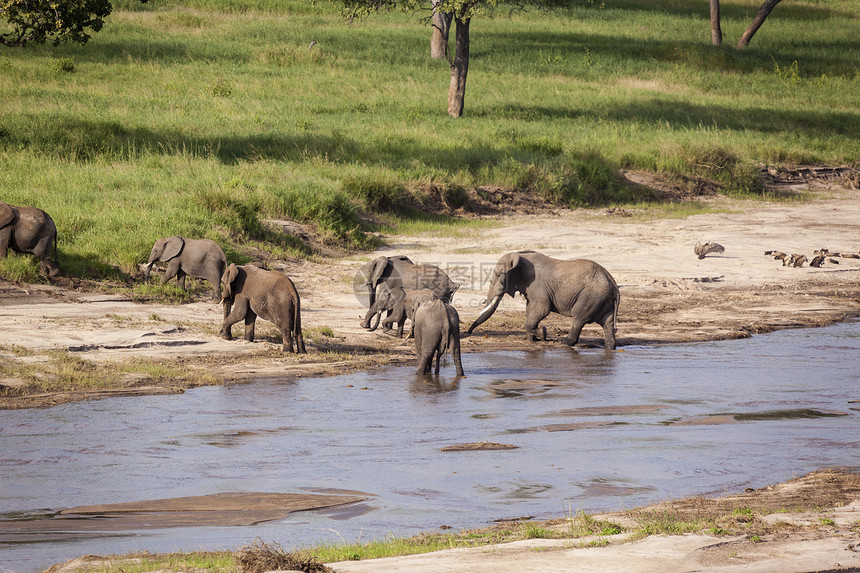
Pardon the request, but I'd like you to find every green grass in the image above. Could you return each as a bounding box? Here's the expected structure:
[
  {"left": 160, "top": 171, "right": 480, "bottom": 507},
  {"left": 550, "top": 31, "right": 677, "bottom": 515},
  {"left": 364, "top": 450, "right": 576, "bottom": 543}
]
[{"left": 1, "top": 0, "right": 858, "bottom": 283}]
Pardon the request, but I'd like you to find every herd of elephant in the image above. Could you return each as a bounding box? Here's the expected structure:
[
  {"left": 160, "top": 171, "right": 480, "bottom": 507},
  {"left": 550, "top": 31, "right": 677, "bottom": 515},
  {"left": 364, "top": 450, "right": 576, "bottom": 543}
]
[{"left": 1, "top": 202, "right": 620, "bottom": 376}]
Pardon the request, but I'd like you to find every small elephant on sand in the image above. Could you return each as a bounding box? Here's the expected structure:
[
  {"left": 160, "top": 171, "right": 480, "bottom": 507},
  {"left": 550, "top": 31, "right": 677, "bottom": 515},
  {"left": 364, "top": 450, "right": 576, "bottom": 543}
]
[
  {"left": 220, "top": 263, "right": 306, "bottom": 353},
  {"left": 413, "top": 298, "right": 464, "bottom": 376},
  {"left": 144, "top": 236, "right": 227, "bottom": 301},
  {"left": 0, "top": 202, "right": 59, "bottom": 277}
]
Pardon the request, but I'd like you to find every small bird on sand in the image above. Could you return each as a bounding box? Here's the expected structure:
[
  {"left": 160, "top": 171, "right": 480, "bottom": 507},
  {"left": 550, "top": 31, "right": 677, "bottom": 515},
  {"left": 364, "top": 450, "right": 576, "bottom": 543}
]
[
  {"left": 791, "top": 254, "right": 808, "bottom": 267},
  {"left": 695, "top": 241, "right": 725, "bottom": 259},
  {"left": 810, "top": 254, "right": 825, "bottom": 267}
]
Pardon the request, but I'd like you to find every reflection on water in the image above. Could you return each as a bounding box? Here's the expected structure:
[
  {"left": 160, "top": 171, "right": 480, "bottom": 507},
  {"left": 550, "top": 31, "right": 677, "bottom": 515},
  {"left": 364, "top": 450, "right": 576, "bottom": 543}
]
[{"left": 1, "top": 321, "right": 859, "bottom": 572}]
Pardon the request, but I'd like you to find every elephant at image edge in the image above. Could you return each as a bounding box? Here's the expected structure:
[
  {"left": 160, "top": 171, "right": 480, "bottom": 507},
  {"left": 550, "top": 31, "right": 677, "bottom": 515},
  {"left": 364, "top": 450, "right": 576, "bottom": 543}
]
[
  {"left": 365, "top": 286, "right": 440, "bottom": 338},
  {"left": 220, "top": 263, "right": 306, "bottom": 353},
  {"left": 144, "top": 236, "right": 227, "bottom": 302},
  {"left": 468, "top": 250, "right": 619, "bottom": 350},
  {"left": 359, "top": 255, "right": 459, "bottom": 329},
  {"left": 0, "top": 202, "right": 59, "bottom": 277},
  {"left": 413, "top": 298, "right": 464, "bottom": 376}
]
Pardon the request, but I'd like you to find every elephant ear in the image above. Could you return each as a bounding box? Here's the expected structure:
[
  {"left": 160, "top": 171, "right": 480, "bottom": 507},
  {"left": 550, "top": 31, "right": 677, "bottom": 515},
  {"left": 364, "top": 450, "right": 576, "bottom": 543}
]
[
  {"left": 0, "top": 202, "right": 15, "bottom": 228},
  {"left": 160, "top": 236, "right": 185, "bottom": 261},
  {"left": 222, "top": 263, "right": 239, "bottom": 298},
  {"left": 368, "top": 256, "right": 390, "bottom": 289},
  {"left": 504, "top": 252, "right": 521, "bottom": 272}
]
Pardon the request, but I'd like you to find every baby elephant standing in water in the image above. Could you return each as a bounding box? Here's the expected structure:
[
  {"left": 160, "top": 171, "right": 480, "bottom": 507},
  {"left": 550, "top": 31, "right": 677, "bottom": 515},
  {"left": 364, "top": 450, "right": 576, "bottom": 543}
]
[
  {"left": 413, "top": 298, "right": 464, "bottom": 376},
  {"left": 220, "top": 263, "right": 306, "bottom": 353}
]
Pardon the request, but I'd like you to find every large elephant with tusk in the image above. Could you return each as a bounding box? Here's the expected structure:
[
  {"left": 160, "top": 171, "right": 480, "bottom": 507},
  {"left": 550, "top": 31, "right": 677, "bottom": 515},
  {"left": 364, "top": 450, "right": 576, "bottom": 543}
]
[{"left": 468, "top": 250, "right": 619, "bottom": 350}]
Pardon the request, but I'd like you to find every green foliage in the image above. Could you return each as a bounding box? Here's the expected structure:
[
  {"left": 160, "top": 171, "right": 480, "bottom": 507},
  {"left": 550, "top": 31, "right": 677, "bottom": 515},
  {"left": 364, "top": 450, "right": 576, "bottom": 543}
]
[
  {"left": 52, "top": 57, "right": 76, "bottom": 73},
  {"left": 212, "top": 79, "right": 233, "bottom": 97},
  {"left": 0, "top": 0, "right": 112, "bottom": 47},
  {"left": 341, "top": 175, "right": 404, "bottom": 211},
  {"left": 0, "top": 255, "right": 43, "bottom": 283}
]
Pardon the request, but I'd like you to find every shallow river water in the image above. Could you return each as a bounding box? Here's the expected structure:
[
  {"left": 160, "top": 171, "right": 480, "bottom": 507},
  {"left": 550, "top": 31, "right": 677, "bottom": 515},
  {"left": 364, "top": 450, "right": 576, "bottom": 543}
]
[{"left": 2, "top": 322, "right": 859, "bottom": 572}]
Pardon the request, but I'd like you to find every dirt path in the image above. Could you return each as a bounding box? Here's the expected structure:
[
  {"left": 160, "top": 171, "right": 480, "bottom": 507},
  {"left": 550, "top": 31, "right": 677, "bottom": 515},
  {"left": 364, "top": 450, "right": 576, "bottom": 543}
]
[{"left": 2, "top": 190, "right": 860, "bottom": 409}]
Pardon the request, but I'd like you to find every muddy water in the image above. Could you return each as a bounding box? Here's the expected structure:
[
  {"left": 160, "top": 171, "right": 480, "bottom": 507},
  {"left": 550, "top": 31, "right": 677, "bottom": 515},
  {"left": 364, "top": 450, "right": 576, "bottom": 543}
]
[{"left": 2, "top": 322, "right": 859, "bottom": 572}]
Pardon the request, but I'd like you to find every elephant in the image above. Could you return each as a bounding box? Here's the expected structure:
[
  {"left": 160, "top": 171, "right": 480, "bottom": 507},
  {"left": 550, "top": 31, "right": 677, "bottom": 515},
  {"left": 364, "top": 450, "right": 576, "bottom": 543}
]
[
  {"left": 220, "top": 263, "right": 306, "bottom": 353},
  {"left": 144, "top": 236, "right": 227, "bottom": 301},
  {"left": 0, "top": 202, "right": 59, "bottom": 277},
  {"left": 414, "top": 298, "right": 464, "bottom": 376},
  {"left": 366, "top": 286, "right": 440, "bottom": 338},
  {"left": 359, "top": 255, "right": 459, "bottom": 329},
  {"left": 467, "top": 250, "right": 620, "bottom": 350}
]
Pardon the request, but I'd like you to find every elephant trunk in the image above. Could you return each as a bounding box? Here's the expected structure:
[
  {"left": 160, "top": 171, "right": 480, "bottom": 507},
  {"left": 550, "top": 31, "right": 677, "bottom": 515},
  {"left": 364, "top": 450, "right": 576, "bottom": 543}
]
[
  {"left": 467, "top": 295, "right": 502, "bottom": 334},
  {"left": 360, "top": 306, "right": 377, "bottom": 330},
  {"left": 368, "top": 310, "right": 382, "bottom": 332},
  {"left": 144, "top": 261, "right": 154, "bottom": 279},
  {"left": 367, "top": 283, "right": 376, "bottom": 310}
]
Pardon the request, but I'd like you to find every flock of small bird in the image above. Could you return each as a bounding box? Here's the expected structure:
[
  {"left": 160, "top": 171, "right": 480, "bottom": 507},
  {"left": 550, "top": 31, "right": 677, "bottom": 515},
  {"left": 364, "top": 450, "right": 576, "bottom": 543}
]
[
  {"left": 765, "top": 248, "right": 860, "bottom": 268},
  {"left": 694, "top": 241, "right": 860, "bottom": 268}
]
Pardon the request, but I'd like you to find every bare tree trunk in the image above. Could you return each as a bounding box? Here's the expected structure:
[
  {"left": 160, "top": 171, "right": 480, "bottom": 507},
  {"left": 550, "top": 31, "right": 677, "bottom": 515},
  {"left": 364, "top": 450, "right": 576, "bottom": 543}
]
[
  {"left": 737, "top": 0, "right": 782, "bottom": 48},
  {"left": 447, "top": 15, "right": 470, "bottom": 118},
  {"left": 709, "top": 0, "right": 722, "bottom": 45},
  {"left": 431, "top": 0, "right": 452, "bottom": 59}
]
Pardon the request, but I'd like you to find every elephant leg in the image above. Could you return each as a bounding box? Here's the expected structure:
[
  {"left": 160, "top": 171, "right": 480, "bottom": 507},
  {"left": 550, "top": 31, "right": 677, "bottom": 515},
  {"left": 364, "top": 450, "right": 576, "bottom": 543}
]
[
  {"left": 0, "top": 231, "right": 10, "bottom": 258},
  {"left": 280, "top": 309, "right": 295, "bottom": 352},
  {"left": 451, "top": 334, "right": 464, "bottom": 376},
  {"left": 207, "top": 270, "right": 222, "bottom": 302},
  {"left": 565, "top": 319, "right": 586, "bottom": 347},
  {"left": 416, "top": 351, "right": 432, "bottom": 375},
  {"left": 295, "top": 327, "right": 306, "bottom": 354},
  {"left": 243, "top": 309, "right": 257, "bottom": 342},
  {"left": 381, "top": 309, "right": 393, "bottom": 332},
  {"left": 280, "top": 326, "right": 294, "bottom": 352},
  {"left": 523, "top": 301, "right": 550, "bottom": 342},
  {"left": 161, "top": 259, "right": 181, "bottom": 285},
  {"left": 434, "top": 344, "right": 442, "bottom": 375},
  {"left": 176, "top": 269, "right": 187, "bottom": 291},
  {"left": 601, "top": 315, "right": 617, "bottom": 350},
  {"left": 221, "top": 297, "right": 250, "bottom": 340}
]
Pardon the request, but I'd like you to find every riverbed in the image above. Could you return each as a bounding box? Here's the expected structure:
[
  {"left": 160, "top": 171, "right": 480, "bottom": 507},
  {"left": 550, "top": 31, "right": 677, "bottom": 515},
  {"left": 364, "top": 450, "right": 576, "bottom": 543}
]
[{"left": 1, "top": 322, "right": 858, "bottom": 573}]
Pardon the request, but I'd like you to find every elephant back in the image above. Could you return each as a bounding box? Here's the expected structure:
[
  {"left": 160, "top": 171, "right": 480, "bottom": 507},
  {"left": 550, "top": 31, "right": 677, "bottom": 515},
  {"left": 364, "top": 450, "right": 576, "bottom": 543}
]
[{"left": 403, "top": 264, "right": 459, "bottom": 302}]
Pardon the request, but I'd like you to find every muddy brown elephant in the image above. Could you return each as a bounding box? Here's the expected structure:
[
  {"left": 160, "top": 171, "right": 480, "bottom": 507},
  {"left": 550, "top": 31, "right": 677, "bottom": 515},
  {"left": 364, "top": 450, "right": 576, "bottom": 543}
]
[
  {"left": 0, "top": 202, "right": 59, "bottom": 277},
  {"left": 220, "top": 263, "right": 306, "bottom": 353},
  {"left": 359, "top": 255, "right": 459, "bottom": 330},
  {"left": 414, "top": 298, "right": 464, "bottom": 376},
  {"left": 144, "top": 236, "right": 227, "bottom": 301},
  {"left": 468, "top": 250, "right": 619, "bottom": 350}
]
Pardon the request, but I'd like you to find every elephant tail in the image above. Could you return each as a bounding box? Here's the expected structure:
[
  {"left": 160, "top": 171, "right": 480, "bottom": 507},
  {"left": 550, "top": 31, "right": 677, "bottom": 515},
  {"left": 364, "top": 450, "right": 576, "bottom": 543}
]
[
  {"left": 612, "top": 284, "right": 620, "bottom": 335},
  {"left": 53, "top": 230, "right": 59, "bottom": 271}
]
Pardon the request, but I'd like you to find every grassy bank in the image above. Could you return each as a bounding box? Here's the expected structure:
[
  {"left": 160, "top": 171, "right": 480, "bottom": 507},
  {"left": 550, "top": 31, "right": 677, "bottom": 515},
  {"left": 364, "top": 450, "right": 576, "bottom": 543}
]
[{"left": 1, "top": 0, "right": 858, "bottom": 282}]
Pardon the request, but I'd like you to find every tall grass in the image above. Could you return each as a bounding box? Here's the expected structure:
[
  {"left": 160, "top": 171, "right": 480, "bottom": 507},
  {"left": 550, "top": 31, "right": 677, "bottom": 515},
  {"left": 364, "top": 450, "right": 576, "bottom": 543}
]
[{"left": 1, "top": 0, "right": 858, "bottom": 280}]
